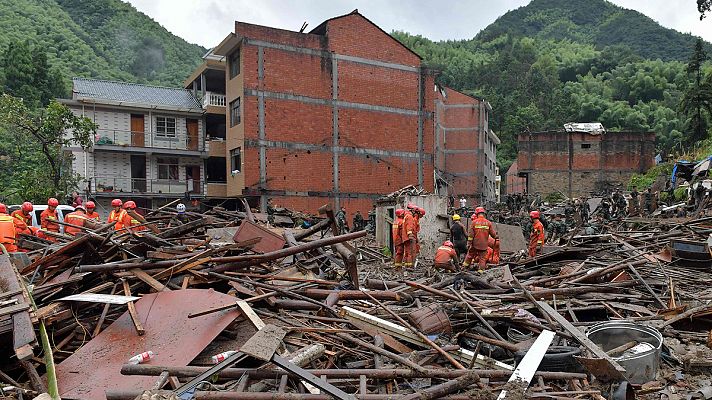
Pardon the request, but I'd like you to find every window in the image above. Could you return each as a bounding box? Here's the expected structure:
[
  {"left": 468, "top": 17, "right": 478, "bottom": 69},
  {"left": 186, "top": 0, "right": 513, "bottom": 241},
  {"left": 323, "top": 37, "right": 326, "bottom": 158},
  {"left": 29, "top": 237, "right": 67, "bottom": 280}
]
[
  {"left": 581, "top": 143, "right": 591, "bottom": 149},
  {"left": 229, "top": 50, "right": 240, "bottom": 79},
  {"left": 156, "top": 117, "right": 176, "bottom": 137},
  {"left": 230, "top": 98, "right": 241, "bottom": 127},
  {"left": 157, "top": 157, "right": 179, "bottom": 180},
  {"left": 230, "top": 147, "right": 242, "bottom": 174}
]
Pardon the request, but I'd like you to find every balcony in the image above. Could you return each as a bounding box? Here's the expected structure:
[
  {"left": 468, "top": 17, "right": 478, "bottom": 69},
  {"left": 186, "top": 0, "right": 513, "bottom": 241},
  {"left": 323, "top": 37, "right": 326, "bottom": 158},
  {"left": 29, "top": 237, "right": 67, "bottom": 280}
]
[
  {"left": 91, "top": 177, "right": 203, "bottom": 197},
  {"left": 202, "top": 92, "right": 226, "bottom": 110},
  {"left": 94, "top": 129, "right": 205, "bottom": 154},
  {"left": 206, "top": 138, "right": 227, "bottom": 157}
]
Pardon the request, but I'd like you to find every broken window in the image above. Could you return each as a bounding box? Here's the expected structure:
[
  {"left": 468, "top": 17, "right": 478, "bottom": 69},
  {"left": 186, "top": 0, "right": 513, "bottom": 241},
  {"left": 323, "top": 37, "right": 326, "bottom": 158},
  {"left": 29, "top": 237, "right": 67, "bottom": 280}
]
[
  {"left": 156, "top": 116, "right": 177, "bottom": 137},
  {"left": 230, "top": 98, "right": 241, "bottom": 127},
  {"left": 157, "top": 157, "right": 179, "bottom": 180},
  {"left": 229, "top": 49, "right": 240, "bottom": 79},
  {"left": 230, "top": 147, "right": 241, "bottom": 174}
]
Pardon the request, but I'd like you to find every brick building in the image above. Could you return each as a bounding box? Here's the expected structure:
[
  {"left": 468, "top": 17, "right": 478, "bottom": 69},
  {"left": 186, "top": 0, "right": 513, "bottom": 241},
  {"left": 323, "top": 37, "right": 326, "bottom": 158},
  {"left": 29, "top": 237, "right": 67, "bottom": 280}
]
[
  {"left": 517, "top": 129, "right": 656, "bottom": 197},
  {"left": 184, "top": 10, "right": 497, "bottom": 216},
  {"left": 504, "top": 161, "right": 526, "bottom": 194},
  {"left": 434, "top": 87, "right": 499, "bottom": 205}
]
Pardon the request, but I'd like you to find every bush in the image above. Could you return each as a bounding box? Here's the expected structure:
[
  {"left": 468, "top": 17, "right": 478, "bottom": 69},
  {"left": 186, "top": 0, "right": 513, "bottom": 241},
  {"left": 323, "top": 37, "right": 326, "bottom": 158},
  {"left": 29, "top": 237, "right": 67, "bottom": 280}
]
[{"left": 629, "top": 163, "right": 673, "bottom": 190}]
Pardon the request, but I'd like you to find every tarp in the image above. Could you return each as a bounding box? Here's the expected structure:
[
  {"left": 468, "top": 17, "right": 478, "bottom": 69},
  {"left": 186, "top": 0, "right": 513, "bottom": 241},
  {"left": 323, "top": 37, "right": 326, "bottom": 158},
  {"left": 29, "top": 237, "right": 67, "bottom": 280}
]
[
  {"left": 672, "top": 160, "right": 695, "bottom": 185},
  {"left": 693, "top": 156, "right": 712, "bottom": 176}
]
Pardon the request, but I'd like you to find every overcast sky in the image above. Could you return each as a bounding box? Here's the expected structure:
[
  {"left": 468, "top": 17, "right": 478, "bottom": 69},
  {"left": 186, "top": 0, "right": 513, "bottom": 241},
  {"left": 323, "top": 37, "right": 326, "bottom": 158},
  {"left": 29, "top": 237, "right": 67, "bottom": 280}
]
[{"left": 125, "top": 0, "right": 712, "bottom": 48}]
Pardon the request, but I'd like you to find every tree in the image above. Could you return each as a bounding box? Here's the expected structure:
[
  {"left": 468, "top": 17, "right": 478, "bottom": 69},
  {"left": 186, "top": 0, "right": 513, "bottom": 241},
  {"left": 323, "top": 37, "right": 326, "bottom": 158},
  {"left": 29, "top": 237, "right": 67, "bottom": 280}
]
[
  {"left": 0, "top": 41, "right": 66, "bottom": 107},
  {"left": 0, "top": 94, "right": 96, "bottom": 200},
  {"left": 680, "top": 39, "right": 712, "bottom": 144},
  {"left": 699, "top": 0, "right": 711, "bottom": 19}
]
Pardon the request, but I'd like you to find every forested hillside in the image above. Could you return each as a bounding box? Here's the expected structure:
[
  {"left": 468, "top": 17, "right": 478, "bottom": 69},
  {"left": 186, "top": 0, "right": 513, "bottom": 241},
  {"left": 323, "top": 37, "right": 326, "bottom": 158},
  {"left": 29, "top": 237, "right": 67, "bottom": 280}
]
[
  {"left": 393, "top": 0, "right": 712, "bottom": 171},
  {"left": 0, "top": 0, "right": 205, "bottom": 89}
]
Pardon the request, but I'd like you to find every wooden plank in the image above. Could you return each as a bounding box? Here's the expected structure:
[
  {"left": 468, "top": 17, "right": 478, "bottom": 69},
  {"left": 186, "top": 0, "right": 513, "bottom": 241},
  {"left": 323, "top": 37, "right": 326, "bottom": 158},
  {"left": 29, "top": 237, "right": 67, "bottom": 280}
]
[
  {"left": 130, "top": 269, "right": 170, "bottom": 292},
  {"left": 121, "top": 279, "right": 145, "bottom": 336},
  {"left": 537, "top": 301, "right": 626, "bottom": 380},
  {"left": 236, "top": 300, "right": 265, "bottom": 330},
  {"left": 496, "top": 330, "right": 555, "bottom": 400},
  {"left": 93, "top": 284, "right": 117, "bottom": 337},
  {"left": 59, "top": 293, "right": 140, "bottom": 304},
  {"left": 0, "top": 254, "right": 37, "bottom": 360},
  {"left": 0, "top": 303, "right": 30, "bottom": 317}
]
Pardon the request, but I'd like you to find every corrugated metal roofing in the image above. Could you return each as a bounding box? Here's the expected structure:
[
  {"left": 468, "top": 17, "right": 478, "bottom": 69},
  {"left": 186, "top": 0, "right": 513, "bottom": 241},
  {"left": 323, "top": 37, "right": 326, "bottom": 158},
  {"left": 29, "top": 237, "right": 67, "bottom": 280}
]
[{"left": 72, "top": 78, "right": 202, "bottom": 111}]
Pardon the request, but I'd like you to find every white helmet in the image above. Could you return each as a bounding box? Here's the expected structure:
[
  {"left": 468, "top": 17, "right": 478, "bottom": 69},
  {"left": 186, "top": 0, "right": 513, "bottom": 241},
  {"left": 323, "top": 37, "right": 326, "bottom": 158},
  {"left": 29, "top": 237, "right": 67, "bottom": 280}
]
[{"left": 177, "top": 203, "right": 186, "bottom": 213}]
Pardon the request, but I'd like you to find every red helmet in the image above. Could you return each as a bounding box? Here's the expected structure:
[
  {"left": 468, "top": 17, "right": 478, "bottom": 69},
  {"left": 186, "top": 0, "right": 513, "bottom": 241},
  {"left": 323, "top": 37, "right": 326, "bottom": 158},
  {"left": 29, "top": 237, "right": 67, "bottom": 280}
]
[
  {"left": 443, "top": 240, "right": 454, "bottom": 248},
  {"left": 395, "top": 209, "right": 405, "bottom": 217},
  {"left": 0, "top": 203, "right": 7, "bottom": 214},
  {"left": 417, "top": 207, "right": 426, "bottom": 216},
  {"left": 530, "top": 210, "right": 540, "bottom": 219},
  {"left": 85, "top": 201, "right": 96, "bottom": 210},
  {"left": 111, "top": 199, "right": 123, "bottom": 207},
  {"left": 48, "top": 198, "right": 59, "bottom": 207},
  {"left": 475, "top": 207, "right": 486, "bottom": 215},
  {"left": 21, "top": 202, "right": 33, "bottom": 212},
  {"left": 123, "top": 200, "right": 137, "bottom": 210},
  {"left": 406, "top": 203, "right": 417, "bottom": 211}
]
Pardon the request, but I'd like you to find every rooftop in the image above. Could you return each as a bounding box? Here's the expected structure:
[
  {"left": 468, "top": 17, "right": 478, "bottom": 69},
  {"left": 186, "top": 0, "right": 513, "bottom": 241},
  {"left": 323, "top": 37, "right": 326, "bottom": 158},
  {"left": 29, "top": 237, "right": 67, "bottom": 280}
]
[{"left": 72, "top": 78, "right": 203, "bottom": 111}]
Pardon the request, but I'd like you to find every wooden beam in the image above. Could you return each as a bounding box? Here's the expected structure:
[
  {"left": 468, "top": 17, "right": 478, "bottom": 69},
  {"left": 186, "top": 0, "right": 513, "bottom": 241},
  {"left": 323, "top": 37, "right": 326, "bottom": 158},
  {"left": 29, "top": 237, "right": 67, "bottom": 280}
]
[{"left": 121, "top": 279, "right": 145, "bottom": 336}]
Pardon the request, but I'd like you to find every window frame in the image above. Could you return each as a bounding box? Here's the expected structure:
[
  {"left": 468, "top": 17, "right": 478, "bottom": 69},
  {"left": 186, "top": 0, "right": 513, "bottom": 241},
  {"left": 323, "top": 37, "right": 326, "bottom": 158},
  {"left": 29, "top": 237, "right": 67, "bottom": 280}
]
[
  {"left": 229, "top": 49, "right": 240, "bottom": 79},
  {"left": 230, "top": 97, "right": 241, "bottom": 127},
  {"left": 230, "top": 147, "right": 242, "bottom": 174},
  {"left": 156, "top": 116, "right": 177, "bottom": 138},
  {"left": 581, "top": 143, "right": 592, "bottom": 149},
  {"left": 157, "top": 157, "right": 180, "bottom": 181}
]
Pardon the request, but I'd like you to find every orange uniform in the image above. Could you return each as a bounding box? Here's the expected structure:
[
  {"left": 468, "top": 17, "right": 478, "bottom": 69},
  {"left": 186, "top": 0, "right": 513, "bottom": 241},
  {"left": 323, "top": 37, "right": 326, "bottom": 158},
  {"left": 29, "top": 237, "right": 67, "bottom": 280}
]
[
  {"left": 123, "top": 211, "right": 146, "bottom": 232},
  {"left": 108, "top": 209, "right": 127, "bottom": 231},
  {"left": 529, "top": 219, "right": 545, "bottom": 257},
  {"left": 11, "top": 210, "right": 32, "bottom": 236},
  {"left": 85, "top": 211, "right": 100, "bottom": 221},
  {"left": 391, "top": 215, "right": 405, "bottom": 267},
  {"left": 464, "top": 215, "right": 498, "bottom": 270},
  {"left": 64, "top": 211, "right": 87, "bottom": 236},
  {"left": 400, "top": 212, "right": 417, "bottom": 267},
  {"left": 434, "top": 245, "right": 458, "bottom": 271},
  {"left": 486, "top": 237, "right": 501, "bottom": 265},
  {"left": 0, "top": 214, "right": 18, "bottom": 252},
  {"left": 414, "top": 214, "right": 421, "bottom": 256},
  {"left": 40, "top": 208, "right": 60, "bottom": 242}
]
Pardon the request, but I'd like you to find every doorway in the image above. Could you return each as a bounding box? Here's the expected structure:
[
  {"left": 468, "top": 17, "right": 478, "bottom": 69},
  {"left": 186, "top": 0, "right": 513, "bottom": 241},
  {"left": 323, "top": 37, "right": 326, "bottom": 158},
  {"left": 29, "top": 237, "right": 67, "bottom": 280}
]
[
  {"left": 130, "top": 114, "right": 145, "bottom": 147},
  {"left": 186, "top": 119, "right": 199, "bottom": 151},
  {"left": 186, "top": 165, "right": 201, "bottom": 194},
  {"left": 131, "top": 155, "right": 147, "bottom": 192}
]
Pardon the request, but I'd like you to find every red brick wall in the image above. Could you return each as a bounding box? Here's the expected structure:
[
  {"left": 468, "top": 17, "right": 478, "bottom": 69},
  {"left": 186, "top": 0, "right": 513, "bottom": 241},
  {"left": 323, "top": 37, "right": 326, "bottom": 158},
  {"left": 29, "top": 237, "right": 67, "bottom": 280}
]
[
  {"left": 436, "top": 87, "right": 482, "bottom": 201},
  {"left": 234, "top": 13, "right": 435, "bottom": 218},
  {"left": 505, "top": 161, "right": 526, "bottom": 194}
]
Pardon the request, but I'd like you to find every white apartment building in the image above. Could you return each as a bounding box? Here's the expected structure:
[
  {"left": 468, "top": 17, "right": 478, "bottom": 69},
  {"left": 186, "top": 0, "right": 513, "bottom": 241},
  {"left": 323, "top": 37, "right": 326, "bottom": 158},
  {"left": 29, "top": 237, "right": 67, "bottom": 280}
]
[{"left": 61, "top": 78, "right": 212, "bottom": 211}]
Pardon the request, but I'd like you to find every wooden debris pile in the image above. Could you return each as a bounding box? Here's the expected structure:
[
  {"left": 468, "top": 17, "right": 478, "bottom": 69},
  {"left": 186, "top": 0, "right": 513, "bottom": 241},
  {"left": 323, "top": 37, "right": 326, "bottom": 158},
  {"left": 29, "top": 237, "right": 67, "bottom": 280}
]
[{"left": 2, "top": 204, "right": 712, "bottom": 399}]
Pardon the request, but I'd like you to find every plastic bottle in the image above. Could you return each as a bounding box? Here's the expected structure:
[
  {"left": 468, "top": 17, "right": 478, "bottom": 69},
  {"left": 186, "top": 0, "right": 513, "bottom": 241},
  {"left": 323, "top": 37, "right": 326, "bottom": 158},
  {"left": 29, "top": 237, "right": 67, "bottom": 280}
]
[
  {"left": 211, "top": 351, "right": 238, "bottom": 364},
  {"left": 128, "top": 351, "right": 154, "bottom": 365}
]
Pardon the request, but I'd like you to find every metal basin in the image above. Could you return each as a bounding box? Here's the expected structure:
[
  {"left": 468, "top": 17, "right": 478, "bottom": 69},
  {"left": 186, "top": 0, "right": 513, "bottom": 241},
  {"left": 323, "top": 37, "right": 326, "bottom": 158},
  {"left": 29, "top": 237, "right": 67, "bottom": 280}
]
[{"left": 586, "top": 321, "right": 662, "bottom": 384}]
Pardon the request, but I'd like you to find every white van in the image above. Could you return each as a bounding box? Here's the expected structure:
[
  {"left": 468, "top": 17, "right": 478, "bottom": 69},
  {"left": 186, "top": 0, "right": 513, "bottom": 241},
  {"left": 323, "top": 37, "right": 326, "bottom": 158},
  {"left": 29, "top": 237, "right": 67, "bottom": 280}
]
[{"left": 8, "top": 205, "right": 76, "bottom": 234}]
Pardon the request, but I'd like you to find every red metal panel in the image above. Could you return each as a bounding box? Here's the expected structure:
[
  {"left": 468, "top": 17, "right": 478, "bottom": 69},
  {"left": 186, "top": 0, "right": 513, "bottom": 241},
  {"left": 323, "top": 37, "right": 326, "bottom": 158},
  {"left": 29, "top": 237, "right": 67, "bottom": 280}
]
[
  {"left": 54, "top": 289, "right": 240, "bottom": 400},
  {"left": 233, "top": 220, "right": 286, "bottom": 254}
]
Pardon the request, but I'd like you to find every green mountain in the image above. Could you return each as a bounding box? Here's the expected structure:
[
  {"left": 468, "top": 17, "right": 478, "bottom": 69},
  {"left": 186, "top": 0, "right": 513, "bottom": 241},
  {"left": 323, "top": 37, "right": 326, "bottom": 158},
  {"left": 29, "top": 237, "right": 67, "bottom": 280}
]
[
  {"left": 0, "top": 0, "right": 206, "bottom": 87},
  {"left": 393, "top": 0, "right": 711, "bottom": 171},
  {"left": 477, "top": 0, "right": 709, "bottom": 61}
]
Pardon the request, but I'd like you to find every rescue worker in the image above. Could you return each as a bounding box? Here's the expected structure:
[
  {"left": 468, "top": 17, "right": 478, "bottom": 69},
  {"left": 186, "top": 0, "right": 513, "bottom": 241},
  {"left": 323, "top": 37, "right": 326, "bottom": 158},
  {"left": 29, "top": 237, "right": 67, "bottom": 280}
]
[
  {"left": 335, "top": 206, "right": 348, "bottom": 234},
  {"left": 463, "top": 207, "right": 498, "bottom": 271},
  {"left": 449, "top": 214, "right": 467, "bottom": 259},
  {"left": 528, "top": 210, "right": 545, "bottom": 257},
  {"left": 486, "top": 236, "right": 501, "bottom": 265},
  {"left": 84, "top": 201, "right": 100, "bottom": 221},
  {"left": 107, "top": 199, "right": 127, "bottom": 231},
  {"left": 642, "top": 189, "right": 652, "bottom": 216},
  {"left": 400, "top": 204, "right": 418, "bottom": 269},
  {"left": 352, "top": 210, "right": 364, "bottom": 232},
  {"left": 40, "top": 198, "right": 61, "bottom": 242},
  {"left": 11, "top": 202, "right": 34, "bottom": 236},
  {"left": 414, "top": 207, "right": 425, "bottom": 257},
  {"left": 564, "top": 201, "right": 575, "bottom": 227},
  {"left": 630, "top": 187, "right": 640, "bottom": 216},
  {"left": 122, "top": 201, "right": 144, "bottom": 232},
  {"left": 0, "top": 203, "right": 18, "bottom": 252},
  {"left": 168, "top": 203, "right": 190, "bottom": 227},
  {"left": 434, "top": 240, "right": 459, "bottom": 272},
  {"left": 391, "top": 209, "right": 405, "bottom": 269},
  {"left": 64, "top": 205, "right": 87, "bottom": 236}
]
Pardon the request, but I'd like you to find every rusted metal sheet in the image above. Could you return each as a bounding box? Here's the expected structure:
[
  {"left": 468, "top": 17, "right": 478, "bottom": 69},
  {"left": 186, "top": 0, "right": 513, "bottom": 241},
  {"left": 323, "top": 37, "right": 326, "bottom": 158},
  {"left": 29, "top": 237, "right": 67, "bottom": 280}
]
[
  {"left": 54, "top": 289, "right": 240, "bottom": 400},
  {"left": 493, "top": 223, "right": 526, "bottom": 254},
  {"left": 233, "top": 220, "right": 286, "bottom": 254}
]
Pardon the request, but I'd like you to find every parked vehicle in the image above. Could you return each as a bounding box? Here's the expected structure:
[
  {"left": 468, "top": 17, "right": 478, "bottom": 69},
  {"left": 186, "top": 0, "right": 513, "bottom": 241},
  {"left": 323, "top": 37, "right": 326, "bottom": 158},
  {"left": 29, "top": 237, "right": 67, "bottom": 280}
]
[{"left": 8, "top": 204, "right": 75, "bottom": 234}]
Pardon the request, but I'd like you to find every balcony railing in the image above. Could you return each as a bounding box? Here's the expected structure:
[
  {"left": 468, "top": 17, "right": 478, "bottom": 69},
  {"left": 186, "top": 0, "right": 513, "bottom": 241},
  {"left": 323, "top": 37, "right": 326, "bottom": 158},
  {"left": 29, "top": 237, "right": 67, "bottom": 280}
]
[
  {"left": 203, "top": 92, "right": 226, "bottom": 108},
  {"left": 91, "top": 177, "right": 203, "bottom": 195},
  {"left": 94, "top": 129, "right": 204, "bottom": 152}
]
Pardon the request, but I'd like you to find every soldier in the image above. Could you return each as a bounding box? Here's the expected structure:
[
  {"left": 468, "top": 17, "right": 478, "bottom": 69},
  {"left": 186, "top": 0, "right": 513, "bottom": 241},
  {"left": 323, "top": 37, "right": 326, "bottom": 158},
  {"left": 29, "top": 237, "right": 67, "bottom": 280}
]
[
  {"left": 564, "top": 201, "right": 575, "bottom": 227},
  {"left": 335, "top": 206, "right": 348, "bottom": 234},
  {"left": 600, "top": 198, "right": 612, "bottom": 221},
  {"left": 642, "top": 188, "right": 652, "bottom": 216},
  {"left": 548, "top": 213, "right": 565, "bottom": 243},
  {"left": 352, "top": 210, "right": 364, "bottom": 232},
  {"left": 616, "top": 190, "right": 627, "bottom": 219}
]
